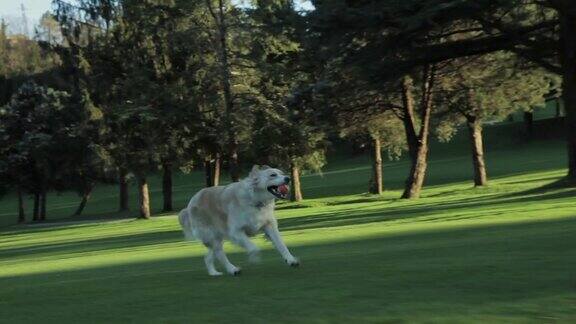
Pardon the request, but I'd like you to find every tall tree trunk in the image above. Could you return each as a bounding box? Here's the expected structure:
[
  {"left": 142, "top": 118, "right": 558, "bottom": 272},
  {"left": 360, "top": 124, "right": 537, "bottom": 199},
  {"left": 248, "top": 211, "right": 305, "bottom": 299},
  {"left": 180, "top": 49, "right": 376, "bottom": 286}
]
[
  {"left": 523, "top": 111, "right": 534, "bottom": 138},
  {"left": 162, "top": 162, "right": 173, "bottom": 212},
  {"left": 204, "top": 154, "right": 221, "bottom": 187},
  {"left": 559, "top": 11, "right": 576, "bottom": 182},
  {"left": 205, "top": 157, "right": 214, "bottom": 187},
  {"left": 400, "top": 76, "right": 419, "bottom": 162},
  {"left": 467, "top": 117, "right": 488, "bottom": 186},
  {"left": 369, "top": 136, "right": 383, "bottom": 195},
  {"left": 119, "top": 167, "right": 129, "bottom": 212},
  {"left": 207, "top": 0, "right": 240, "bottom": 182},
  {"left": 290, "top": 164, "right": 303, "bottom": 202},
  {"left": 17, "top": 187, "right": 25, "bottom": 223},
  {"left": 138, "top": 176, "right": 151, "bottom": 219},
  {"left": 402, "top": 141, "right": 429, "bottom": 199},
  {"left": 73, "top": 184, "right": 94, "bottom": 216},
  {"left": 228, "top": 145, "right": 240, "bottom": 182},
  {"left": 400, "top": 67, "right": 435, "bottom": 199},
  {"left": 556, "top": 98, "right": 562, "bottom": 118},
  {"left": 212, "top": 154, "right": 221, "bottom": 186},
  {"left": 33, "top": 192, "right": 40, "bottom": 221},
  {"left": 39, "top": 187, "right": 47, "bottom": 221}
]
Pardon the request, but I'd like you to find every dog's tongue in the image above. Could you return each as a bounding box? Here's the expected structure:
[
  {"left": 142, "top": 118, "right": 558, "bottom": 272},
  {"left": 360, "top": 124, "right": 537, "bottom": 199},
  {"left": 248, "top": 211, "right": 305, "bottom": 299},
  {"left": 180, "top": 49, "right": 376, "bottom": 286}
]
[{"left": 278, "top": 184, "right": 289, "bottom": 195}]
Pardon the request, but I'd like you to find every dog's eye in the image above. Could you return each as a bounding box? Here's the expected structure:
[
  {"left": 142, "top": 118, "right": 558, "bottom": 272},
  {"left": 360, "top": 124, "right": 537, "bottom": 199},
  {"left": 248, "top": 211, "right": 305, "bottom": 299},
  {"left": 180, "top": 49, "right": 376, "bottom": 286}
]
[{"left": 270, "top": 173, "right": 278, "bottom": 177}]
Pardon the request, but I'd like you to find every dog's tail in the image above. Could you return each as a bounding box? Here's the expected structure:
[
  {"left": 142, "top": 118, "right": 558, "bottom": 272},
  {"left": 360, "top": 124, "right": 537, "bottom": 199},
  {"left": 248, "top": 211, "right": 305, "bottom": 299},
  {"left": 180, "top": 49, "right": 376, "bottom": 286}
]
[{"left": 178, "top": 208, "right": 196, "bottom": 241}]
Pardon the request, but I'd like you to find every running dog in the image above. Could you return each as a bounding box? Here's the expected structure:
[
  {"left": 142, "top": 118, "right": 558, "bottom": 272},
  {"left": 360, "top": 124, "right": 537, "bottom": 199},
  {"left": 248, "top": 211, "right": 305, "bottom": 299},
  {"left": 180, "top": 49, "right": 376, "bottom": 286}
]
[{"left": 179, "top": 165, "right": 299, "bottom": 276}]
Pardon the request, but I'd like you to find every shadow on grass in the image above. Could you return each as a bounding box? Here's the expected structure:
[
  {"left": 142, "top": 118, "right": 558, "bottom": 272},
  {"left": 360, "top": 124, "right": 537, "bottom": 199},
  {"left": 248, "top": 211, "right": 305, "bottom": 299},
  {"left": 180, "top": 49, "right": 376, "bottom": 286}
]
[
  {"left": 325, "top": 195, "right": 393, "bottom": 206},
  {"left": 500, "top": 177, "right": 576, "bottom": 198},
  {"left": 279, "top": 187, "right": 576, "bottom": 232},
  {"left": 4, "top": 181, "right": 575, "bottom": 262},
  {"left": 2, "top": 184, "right": 574, "bottom": 264},
  {"left": 498, "top": 175, "right": 564, "bottom": 186},
  {"left": 275, "top": 202, "right": 326, "bottom": 211},
  {"left": 1, "top": 216, "right": 575, "bottom": 323},
  {"left": 0, "top": 229, "right": 183, "bottom": 261}
]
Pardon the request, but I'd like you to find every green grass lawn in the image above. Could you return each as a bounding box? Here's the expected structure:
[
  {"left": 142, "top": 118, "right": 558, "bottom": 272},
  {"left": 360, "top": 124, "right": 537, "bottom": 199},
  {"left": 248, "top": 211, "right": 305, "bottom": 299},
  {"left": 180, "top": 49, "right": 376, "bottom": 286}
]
[
  {"left": 1, "top": 123, "right": 576, "bottom": 323},
  {"left": 0, "top": 120, "right": 562, "bottom": 227}
]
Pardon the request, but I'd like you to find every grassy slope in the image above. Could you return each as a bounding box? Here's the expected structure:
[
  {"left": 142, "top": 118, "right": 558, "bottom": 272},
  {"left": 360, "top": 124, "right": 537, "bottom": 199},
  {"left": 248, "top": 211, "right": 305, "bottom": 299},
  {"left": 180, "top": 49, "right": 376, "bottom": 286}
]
[
  {"left": 0, "top": 121, "right": 560, "bottom": 226},
  {"left": 1, "top": 122, "right": 576, "bottom": 323}
]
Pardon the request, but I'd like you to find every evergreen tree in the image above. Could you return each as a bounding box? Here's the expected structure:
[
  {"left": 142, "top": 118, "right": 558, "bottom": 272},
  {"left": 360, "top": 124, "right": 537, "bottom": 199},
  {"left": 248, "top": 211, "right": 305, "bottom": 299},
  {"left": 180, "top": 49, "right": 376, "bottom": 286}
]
[
  {"left": 0, "top": 82, "right": 73, "bottom": 221},
  {"left": 0, "top": 21, "right": 66, "bottom": 222},
  {"left": 246, "top": 0, "right": 327, "bottom": 201},
  {"left": 339, "top": 110, "right": 405, "bottom": 195},
  {"left": 205, "top": 0, "right": 242, "bottom": 182},
  {"left": 435, "top": 53, "right": 557, "bottom": 186},
  {"left": 309, "top": 1, "right": 446, "bottom": 198},
  {"left": 309, "top": 0, "right": 576, "bottom": 184},
  {"left": 251, "top": 94, "right": 326, "bottom": 202}
]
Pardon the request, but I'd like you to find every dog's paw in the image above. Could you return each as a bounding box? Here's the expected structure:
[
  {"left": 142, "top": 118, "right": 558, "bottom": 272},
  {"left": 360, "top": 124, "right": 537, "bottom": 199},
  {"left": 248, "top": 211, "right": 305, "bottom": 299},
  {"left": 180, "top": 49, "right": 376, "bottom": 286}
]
[
  {"left": 286, "top": 257, "right": 300, "bottom": 267},
  {"left": 208, "top": 270, "right": 223, "bottom": 276},
  {"left": 224, "top": 265, "right": 242, "bottom": 276},
  {"left": 248, "top": 250, "right": 261, "bottom": 263}
]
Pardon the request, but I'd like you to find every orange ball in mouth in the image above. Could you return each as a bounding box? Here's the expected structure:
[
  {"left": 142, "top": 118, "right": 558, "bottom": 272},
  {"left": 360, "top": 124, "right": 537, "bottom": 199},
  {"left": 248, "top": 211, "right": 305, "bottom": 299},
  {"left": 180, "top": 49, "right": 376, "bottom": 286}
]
[{"left": 278, "top": 184, "right": 289, "bottom": 195}]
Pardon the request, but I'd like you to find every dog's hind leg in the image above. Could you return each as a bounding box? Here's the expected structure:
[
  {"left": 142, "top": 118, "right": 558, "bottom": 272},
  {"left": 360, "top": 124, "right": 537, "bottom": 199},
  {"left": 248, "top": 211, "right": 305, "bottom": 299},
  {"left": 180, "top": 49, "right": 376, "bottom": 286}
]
[
  {"left": 212, "top": 240, "right": 241, "bottom": 276},
  {"left": 230, "top": 231, "right": 261, "bottom": 263},
  {"left": 204, "top": 248, "right": 222, "bottom": 276}
]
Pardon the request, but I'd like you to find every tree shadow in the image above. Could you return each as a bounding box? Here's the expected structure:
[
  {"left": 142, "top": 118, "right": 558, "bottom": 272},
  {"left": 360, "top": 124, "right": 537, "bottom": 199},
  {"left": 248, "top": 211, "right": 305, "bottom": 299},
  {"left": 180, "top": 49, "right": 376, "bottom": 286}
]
[
  {"left": 0, "top": 229, "right": 183, "bottom": 261},
  {"left": 278, "top": 188, "right": 576, "bottom": 232},
  {"left": 3, "top": 177, "right": 574, "bottom": 262},
  {"left": 498, "top": 175, "right": 563, "bottom": 186},
  {"left": 499, "top": 177, "right": 576, "bottom": 198}
]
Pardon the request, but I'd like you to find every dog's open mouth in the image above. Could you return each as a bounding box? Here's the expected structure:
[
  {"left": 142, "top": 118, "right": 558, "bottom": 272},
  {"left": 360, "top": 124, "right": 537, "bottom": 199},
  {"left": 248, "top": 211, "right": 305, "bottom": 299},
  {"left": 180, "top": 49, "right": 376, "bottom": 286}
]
[{"left": 267, "top": 184, "right": 289, "bottom": 199}]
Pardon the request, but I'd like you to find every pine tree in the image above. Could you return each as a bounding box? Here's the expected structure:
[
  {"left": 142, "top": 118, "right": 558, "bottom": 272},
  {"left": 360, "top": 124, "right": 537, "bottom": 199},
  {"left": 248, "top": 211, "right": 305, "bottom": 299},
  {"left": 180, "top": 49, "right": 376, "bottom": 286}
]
[
  {"left": 0, "top": 82, "right": 74, "bottom": 221},
  {"left": 246, "top": 0, "right": 327, "bottom": 201},
  {"left": 435, "top": 53, "right": 557, "bottom": 186}
]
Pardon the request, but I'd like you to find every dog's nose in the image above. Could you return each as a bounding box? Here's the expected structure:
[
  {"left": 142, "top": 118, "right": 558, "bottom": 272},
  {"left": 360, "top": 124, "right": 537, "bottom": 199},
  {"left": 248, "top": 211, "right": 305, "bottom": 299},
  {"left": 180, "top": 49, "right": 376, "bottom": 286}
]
[{"left": 284, "top": 176, "right": 291, "bottom": 184}]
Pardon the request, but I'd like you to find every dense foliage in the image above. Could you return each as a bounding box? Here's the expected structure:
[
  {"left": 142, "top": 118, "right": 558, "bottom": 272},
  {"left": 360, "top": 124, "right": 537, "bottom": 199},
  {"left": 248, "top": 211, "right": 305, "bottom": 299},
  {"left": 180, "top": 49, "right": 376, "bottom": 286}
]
[{"left": 0, "top": 0, "right": 570, "bottom": 222}]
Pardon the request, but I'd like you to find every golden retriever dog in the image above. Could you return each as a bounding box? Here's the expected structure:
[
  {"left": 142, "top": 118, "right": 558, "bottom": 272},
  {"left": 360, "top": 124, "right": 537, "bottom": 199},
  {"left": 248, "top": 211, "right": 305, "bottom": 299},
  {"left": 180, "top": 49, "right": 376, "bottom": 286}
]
[{"left": 179, "top": 165, "right": 299, "bottom": 276}]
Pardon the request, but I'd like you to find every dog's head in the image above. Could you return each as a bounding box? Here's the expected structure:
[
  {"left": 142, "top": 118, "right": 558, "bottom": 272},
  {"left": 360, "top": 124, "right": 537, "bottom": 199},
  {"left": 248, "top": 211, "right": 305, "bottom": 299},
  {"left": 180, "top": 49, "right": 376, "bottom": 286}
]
[{"left": 249, "top": 165, "right": 290, "bottom": 199}]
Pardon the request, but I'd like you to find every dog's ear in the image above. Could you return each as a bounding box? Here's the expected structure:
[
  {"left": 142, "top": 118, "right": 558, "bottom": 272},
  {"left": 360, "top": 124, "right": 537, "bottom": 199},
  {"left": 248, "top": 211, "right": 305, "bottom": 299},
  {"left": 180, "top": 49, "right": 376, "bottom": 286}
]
[
  {"left": 250, "top": 165, "right": 261, "bottom": 187},
  {"left": 250, "top": 165, "right": 260, "bottom": 177}
]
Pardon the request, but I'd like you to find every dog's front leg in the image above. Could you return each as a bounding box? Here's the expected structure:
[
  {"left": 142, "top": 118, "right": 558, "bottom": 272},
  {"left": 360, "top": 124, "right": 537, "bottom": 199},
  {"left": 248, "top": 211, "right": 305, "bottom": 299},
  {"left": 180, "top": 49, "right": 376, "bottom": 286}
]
[
  {"left": 264, "top": 222, "right": 299, "bottom": 267},
  {"left": 229, "top": 230, "right": 261, "bottom": 263}
]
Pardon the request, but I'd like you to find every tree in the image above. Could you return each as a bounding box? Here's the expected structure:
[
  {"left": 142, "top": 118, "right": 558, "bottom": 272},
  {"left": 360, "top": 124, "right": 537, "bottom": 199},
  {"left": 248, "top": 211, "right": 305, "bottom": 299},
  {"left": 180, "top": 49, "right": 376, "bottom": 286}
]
[
  {"left": 245, "top": 0, "right": 328, "bottom": 201},
  {"left": 205, "top": 0, "right": 242, "bottom": 182},
  {"left": 321, "top": 64, "right": 437, "bottom": 199},
  {"left": 310, "top": 0, "right": 576, "bottom": 183},
  {"left": 1, "top": 20, "right": 59, "bottom": 105},
  {"left": 328, "top": 72, "right": 407, "bottom": 195},
  {"left": 555, "top": 3, "right": 576, "bottom": 182},
  {"left": 53, "top": 0, "right": 205, "bottom": 217},
  {"left": 112, "top": 1, "right": 200, "bottom": 212},
  {"left": 339, "top": 110, "right": 406, "bottom": 195},
  {"left": 251, "top": 83, "right": 327, "bottom": 202},
  {"left": 251, "top": 110, "right": 325, "bottom": 202},
  {"left": 309, "top": 1, "right": 451, "bottom": 199},
  {"left": 36, "top": 12, "right": 64, "bottom": 45},
  {"left": 435, "top": 53, "right": 556, "bottom": 186},
  {"left": 52, "top": 0, "right": 133, "bottom": 214},
  {"left": 0, "top": 82, "right": 75, "bottom": 221},
  {"left": 0, "top": 21, "right": 64, "bottom": 222},
  {"left": 395, "top": 67, "right": 436, "bottom": 198}
]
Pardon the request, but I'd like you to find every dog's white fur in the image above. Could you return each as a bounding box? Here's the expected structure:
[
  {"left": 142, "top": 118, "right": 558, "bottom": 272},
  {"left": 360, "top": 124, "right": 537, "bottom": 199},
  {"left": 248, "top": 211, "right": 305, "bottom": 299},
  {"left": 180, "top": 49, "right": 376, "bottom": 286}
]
[{"left": 179, "top": 165, "right": 299, "bottom": 276}]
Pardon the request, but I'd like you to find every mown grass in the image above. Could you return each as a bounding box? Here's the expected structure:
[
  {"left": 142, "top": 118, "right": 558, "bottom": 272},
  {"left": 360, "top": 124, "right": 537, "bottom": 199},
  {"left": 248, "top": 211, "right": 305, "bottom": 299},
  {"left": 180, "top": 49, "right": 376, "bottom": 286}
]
[
  {"left": 1, "top": 121, "right": 576, "bottom": 323},
  {"left": 0, "top": 120, "right": 564, "bottom": 227}
]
